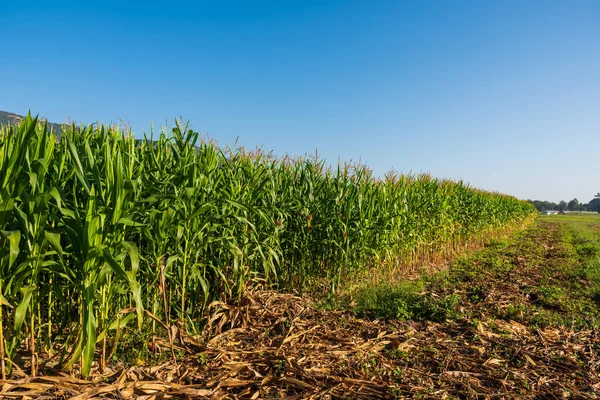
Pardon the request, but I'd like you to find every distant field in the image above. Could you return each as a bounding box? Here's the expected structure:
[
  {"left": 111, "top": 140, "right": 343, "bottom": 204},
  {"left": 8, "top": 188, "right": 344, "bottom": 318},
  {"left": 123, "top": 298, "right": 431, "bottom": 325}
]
[{"left": 542, "top": 212, "right": 600, "bottom": 222}]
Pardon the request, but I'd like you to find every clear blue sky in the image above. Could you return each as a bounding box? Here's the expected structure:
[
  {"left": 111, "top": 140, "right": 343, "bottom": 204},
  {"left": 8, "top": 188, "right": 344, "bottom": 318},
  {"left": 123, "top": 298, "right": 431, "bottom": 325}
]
[{"left": 1, "top": 1, "right": 598, "bottom": 203}]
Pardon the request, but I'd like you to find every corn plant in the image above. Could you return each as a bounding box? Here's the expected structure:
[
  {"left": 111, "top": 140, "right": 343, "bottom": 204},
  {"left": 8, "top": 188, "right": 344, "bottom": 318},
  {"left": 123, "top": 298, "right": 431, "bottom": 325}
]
[{"left": 0, "top": 114, "right": 537, "bottom": 377}]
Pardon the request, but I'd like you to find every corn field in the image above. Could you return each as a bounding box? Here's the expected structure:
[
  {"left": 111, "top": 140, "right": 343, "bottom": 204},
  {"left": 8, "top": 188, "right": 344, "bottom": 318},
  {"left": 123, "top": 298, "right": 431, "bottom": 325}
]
[{"left": 0, "top": 115, "right": 536, "bottom": 377}]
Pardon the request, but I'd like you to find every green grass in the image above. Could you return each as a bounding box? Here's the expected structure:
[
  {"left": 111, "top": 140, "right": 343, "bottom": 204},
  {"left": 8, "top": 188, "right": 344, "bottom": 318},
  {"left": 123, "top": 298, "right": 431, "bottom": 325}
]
[
  {"left": 543, "top": 213, "right": 600, "bottom": 309},
  {"left": 347, "top": 214, "right": 600, "bottom": 330}
]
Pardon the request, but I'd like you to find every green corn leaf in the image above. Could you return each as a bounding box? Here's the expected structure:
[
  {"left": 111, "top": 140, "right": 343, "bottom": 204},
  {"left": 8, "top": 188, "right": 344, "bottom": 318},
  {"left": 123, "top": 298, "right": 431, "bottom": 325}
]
[
  {"left": 81, "top": 284, "right": 96, "bottom": 377},
  {"left": 44, "top": 231, "right": 63, "bottom": 257},
  {"left": 0, "top": 292, "right": 11, "bottom": 307},
  {"left": 13, "top": 285, "right": 36, "bottom": 334},
  {"left": 96, "top": 313, "right": 135, "bottom": 344},
  {"left": 1, "top": 230, "right": 21, "bottom": 268},
  {"left": 65, "top": 135, "right": 91, "bottom": 195},
  {"left": 117, "top": 218, "right": 145, "bottom": 227}
]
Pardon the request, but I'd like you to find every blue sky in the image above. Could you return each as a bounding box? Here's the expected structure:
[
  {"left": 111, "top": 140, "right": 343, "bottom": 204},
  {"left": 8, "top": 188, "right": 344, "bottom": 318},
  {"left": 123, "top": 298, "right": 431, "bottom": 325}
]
[{"left": 1, "top": 1, "right": 598, "bottom": 203}]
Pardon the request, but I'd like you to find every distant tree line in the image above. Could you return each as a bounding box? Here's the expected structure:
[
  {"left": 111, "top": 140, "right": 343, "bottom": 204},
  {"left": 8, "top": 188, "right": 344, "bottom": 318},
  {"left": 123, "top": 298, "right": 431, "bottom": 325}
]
[{"left": 528, "top": 193, "right": 600, "bottom": 213}]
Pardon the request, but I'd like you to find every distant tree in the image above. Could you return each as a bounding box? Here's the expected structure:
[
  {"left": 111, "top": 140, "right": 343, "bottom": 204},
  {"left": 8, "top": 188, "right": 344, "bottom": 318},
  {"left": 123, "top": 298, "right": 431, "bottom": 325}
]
[
  {"left": 528, "top": 199, "right": 560, "bottom": 212},
  {"left": 588, "top": 195, "right": 600, "bottom": 213},
  {"left": 530, "top": 195, "right": 600, "bottom": 213},
  {"left": 558, "top": 200, "right": 567, "bottom": 212},
  {"left": 528, "top": 200, "right": 542, "bottom": 212},
  {"left": 568, "top": 198, "right": 580, "bottom": 211}
]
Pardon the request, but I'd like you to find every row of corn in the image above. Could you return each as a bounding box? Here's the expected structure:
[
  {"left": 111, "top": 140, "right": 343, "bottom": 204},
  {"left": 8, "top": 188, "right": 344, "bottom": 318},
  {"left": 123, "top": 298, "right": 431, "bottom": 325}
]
[{"left": 0, "top": 115, "right": 536, "bottom": 376}]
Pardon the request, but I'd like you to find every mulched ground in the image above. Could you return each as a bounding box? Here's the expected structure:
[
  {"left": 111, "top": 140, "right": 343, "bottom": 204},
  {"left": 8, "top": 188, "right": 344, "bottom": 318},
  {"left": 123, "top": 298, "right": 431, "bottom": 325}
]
[{"left": 1, "top": 222, "right": 599, "bottom": 399}]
